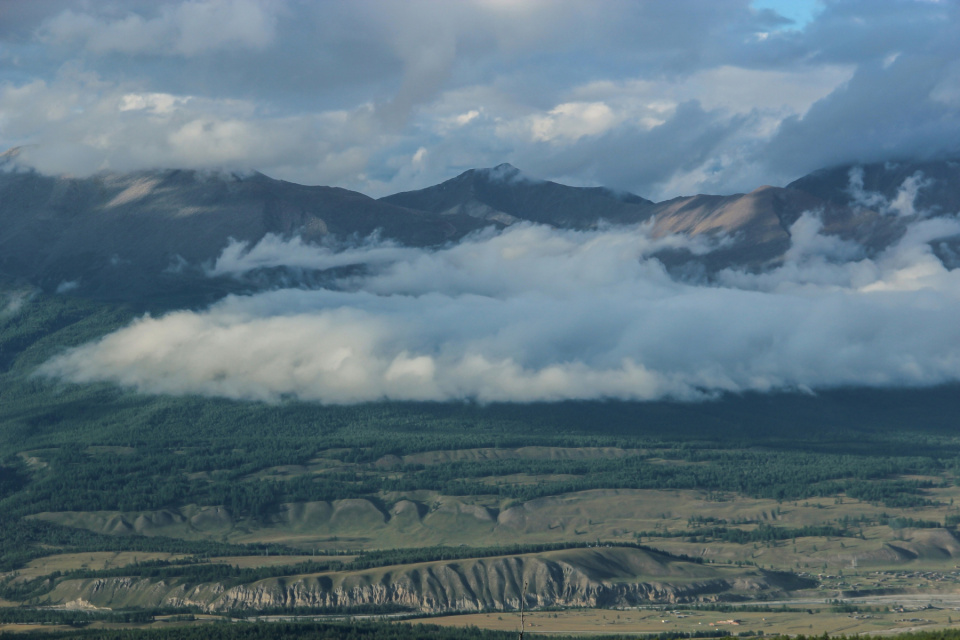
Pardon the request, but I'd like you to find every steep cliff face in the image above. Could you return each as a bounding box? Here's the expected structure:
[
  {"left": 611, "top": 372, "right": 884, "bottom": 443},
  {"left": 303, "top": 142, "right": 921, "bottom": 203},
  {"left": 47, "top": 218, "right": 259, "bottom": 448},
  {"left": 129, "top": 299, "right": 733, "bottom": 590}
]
[{"left": 44, "top": 547, "right": 813, "bottom": 613}]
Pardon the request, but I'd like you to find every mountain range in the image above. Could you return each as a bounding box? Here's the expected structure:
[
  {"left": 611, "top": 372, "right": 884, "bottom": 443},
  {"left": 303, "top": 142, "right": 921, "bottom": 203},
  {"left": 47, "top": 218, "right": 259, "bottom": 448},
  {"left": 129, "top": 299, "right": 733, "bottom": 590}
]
[{"left": 2, "top": 149, "right": 958, "bottom": 302}]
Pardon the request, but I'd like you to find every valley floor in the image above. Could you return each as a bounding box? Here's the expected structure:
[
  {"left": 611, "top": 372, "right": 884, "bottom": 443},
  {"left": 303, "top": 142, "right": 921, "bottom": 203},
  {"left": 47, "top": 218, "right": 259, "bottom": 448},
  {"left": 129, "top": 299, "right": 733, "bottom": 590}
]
[{"left": 7, "top": 294, "right": 960, "bottom": 636}]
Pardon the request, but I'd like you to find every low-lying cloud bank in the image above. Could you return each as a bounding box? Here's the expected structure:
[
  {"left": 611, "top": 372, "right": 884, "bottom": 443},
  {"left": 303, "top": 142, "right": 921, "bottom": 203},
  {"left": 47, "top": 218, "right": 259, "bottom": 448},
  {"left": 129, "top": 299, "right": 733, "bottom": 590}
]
[{"left": 40, "top": 217, "right": 960, "bottom": 404}]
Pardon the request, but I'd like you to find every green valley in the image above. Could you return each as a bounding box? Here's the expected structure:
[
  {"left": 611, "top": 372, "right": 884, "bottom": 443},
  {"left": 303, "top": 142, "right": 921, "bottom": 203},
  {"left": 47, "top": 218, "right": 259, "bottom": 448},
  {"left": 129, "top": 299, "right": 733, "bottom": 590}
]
[{"left": 4, "top": 291, "right": 960, "bottom": 636}]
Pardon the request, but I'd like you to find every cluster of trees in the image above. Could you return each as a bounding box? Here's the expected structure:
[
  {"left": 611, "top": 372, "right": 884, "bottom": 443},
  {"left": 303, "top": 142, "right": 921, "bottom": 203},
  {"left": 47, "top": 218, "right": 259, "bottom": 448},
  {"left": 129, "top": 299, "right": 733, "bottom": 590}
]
[
  {"left": 1, "top": 293, "right": 955, "bottom": 521},
  {"left": 346, "top": 540, "right": 702, "bottom": 570},
  {"left": 636, "top": 524, "right": 851, "bottom": 544},
  {"left": 0, "top": 515, "right": 300, "bottom": 572},
  {"left": 0, "top": 429, "right": 943, "bottom": 524},
  {"left": 0, "top": 608, "right": 155, "bottom": 626},
  {"left": 0, "top": 619, "right": 736, "bottom": 639},
  {"left": 13, "top": 620, "right": 960, "bottom": 640}
]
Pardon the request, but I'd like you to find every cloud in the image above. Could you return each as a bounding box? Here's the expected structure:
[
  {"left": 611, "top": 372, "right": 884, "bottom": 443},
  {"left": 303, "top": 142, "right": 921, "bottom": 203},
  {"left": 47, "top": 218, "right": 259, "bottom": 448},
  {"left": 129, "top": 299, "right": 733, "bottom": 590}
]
[
  {"left": 507, "top": 100, "right": 757, "bottom": 200},
  {"left": 527, "top": 102, "right": 620, "bottom": 143},
  {"left": 2, "top": 1, "right": 960, "bottom": 199},
  {"left": 887, "top": 172, "right": 934, "bottom": 217},
  {"left": 0, "top": 68, "right": 380, "bottom": 185},
  {"left": 846, "top": 166, "right": 935, "bottom": 217},
  {"left": 765, "top": 53, "right": 960, "bottom": 178},
  {"left": 207, "top": 234, "right": 418, "bottom": 278},
  {"left": 718, "top": 212, "right": 960, "bottom": 293},
  {"left": 0, "top": 290, "right": 32, "bottom": 317},
  {"left": 55, "top": 280, "right": 79, "bottom": 294},
  {"left": 39, "top": 0, "right": 278, "bottom": 56},
  {"left": 40, "top": 216, "right": 960, "bottom": 404},
  {"left": 782, "top": 211, "right": 863, "bottom": 264}
]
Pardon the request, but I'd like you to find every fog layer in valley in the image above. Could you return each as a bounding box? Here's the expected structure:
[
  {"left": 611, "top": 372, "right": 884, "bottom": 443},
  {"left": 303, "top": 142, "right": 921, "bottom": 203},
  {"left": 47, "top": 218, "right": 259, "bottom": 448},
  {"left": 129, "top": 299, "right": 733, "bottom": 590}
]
[{"left": 40, "top": 181, "right": 960, "bottom": 403}]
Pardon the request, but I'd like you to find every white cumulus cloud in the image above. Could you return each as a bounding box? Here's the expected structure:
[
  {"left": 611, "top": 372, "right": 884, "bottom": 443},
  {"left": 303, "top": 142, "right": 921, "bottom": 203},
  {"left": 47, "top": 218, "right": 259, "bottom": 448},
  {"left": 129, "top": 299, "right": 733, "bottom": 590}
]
[{"left": 39, "top": 217, "right": 960, "bottom": 404}]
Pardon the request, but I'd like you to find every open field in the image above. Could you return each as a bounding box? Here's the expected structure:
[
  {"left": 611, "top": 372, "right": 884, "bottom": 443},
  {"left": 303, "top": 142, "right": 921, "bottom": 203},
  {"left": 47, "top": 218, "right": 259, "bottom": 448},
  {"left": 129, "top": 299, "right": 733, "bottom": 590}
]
[
  {"left": 0, "top": 618, "right": 215, "bottom": 636},
  {"left": 11, "top": 552, "right": 186, "bottom": 582},
  {"left": 204, "top": 555, "right": 352, "bottom": 568},
  {"left": 425, "top": 605, "right": 960, "bottom": 637},
  {"left": 25, "top": 482, "right": 960, "bottom": 570}
]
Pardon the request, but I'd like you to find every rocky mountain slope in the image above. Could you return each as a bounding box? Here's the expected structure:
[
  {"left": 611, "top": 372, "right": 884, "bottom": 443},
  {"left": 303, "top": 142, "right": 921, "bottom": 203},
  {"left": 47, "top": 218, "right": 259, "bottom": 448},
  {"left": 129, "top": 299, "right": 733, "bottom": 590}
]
[
  {"left": 2, "top": 151, "right": 959, "bottom": 300},
  {"left": 382, "top": 159, "right": 960, "bottom": 270},
  {"left": 0, "top": 152, "right": 489, "bottom": 302},
  {"left": 788, "top": 159, "right": 960, "bottom": 214},
  {"left": 646, "top": 184, "right": 903, "bottom": 270}
]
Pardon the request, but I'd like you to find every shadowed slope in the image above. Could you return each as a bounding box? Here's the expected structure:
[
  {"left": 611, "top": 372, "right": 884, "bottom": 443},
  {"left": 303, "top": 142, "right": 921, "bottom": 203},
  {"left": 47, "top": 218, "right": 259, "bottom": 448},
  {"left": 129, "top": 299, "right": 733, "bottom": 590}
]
[
  {"left": 0, "top": 165, "right": 490, "bottom": 301},
  {"left": 381, "top": 163, "right": 654, "bottom": 228}
]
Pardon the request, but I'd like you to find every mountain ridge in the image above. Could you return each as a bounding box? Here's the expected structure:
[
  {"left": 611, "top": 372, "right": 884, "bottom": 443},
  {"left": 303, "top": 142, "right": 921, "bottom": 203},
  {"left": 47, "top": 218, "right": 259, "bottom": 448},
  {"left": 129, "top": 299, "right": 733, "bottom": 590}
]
[
  {"left": 0, "top": 165, "right": 491, "bottom": 302},
  {"left": 2, "top": 154, "right": 959, "bottom": 300},
  {"left": 381, "top": 162, "right": 654, "bottom": 228}
]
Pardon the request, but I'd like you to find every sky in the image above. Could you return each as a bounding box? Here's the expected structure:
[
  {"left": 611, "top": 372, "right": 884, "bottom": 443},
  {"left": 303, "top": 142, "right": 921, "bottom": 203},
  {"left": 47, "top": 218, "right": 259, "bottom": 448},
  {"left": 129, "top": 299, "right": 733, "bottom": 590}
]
[
  {"left": 1, "top": 0, "right": 959, "bottom": 200},
  {"left": 8, "top": 0, "right": 960, "bottom": 405}
]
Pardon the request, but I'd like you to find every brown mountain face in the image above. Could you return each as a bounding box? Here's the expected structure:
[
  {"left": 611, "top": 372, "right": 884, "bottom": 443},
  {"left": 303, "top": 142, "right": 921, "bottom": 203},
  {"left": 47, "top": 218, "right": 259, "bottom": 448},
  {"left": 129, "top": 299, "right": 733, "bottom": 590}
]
[
  {"left": 647, "top": 187, "right": 795, "bottom": 268},
  {"left": 380, "top": 163, "right": 654, "bottom": 228},
  {"left": 647, "top": 184, "right": 904, "bottom": 270}
]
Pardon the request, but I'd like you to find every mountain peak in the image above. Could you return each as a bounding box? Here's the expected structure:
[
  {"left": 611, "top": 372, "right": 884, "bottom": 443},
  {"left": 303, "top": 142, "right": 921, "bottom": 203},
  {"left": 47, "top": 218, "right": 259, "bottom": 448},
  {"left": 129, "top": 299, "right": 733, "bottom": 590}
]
[
  {"left": 476, "top": 162, "right": 525, "bottom": 183},
  {"left": 381, "top": 163, "right": 652, "bottom": 228},
  {"left": 0, "top": 145, "right": 29, "bottom": 169}
]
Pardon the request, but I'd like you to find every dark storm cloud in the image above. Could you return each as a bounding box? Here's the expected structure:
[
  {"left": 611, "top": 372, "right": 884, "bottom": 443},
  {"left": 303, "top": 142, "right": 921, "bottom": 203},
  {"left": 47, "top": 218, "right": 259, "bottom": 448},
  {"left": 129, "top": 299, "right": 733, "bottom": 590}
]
[
  {"left": 767, "top": 55, "right": 960, "bottom": 175},
  {"left": 511, "top": 101, "right": 754, "bottom": 198},
  {"left": 753, "top": 0, "right": 960, "bottom": 179}
]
